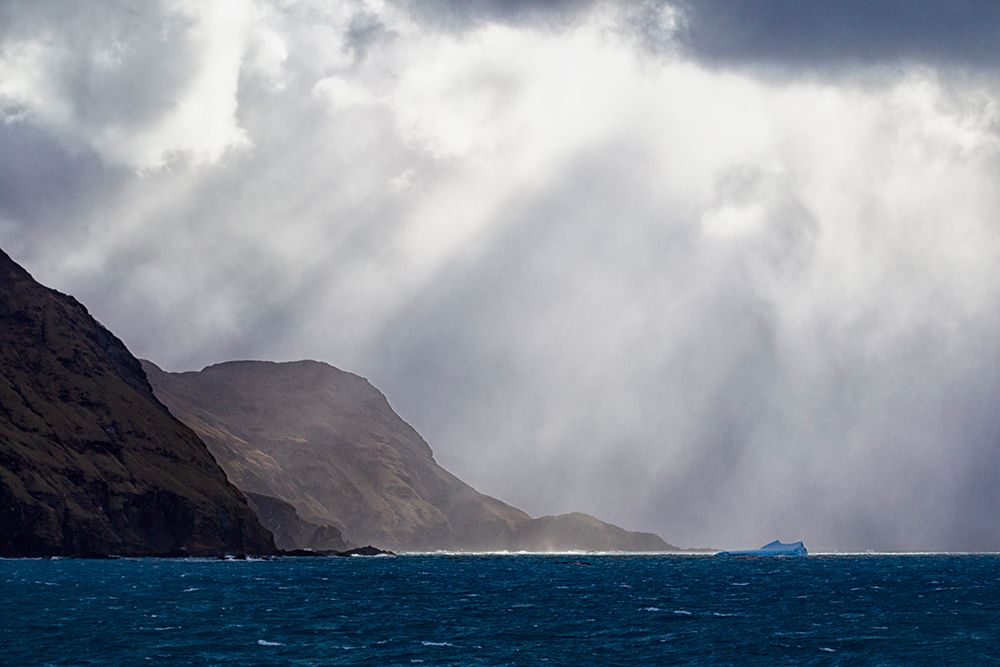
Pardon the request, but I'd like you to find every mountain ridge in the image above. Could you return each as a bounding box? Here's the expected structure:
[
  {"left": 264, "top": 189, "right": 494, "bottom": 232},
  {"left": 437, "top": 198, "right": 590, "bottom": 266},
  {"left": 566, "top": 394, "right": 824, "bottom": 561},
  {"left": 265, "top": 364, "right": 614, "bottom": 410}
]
[{"left": 143, "top": 358, "right": 676, "bottom": 552}]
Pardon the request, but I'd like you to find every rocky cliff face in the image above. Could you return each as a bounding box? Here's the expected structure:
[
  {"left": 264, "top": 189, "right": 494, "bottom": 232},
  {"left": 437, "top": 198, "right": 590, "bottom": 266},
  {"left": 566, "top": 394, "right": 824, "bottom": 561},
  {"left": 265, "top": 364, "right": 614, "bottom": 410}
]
[
  {"left": 0, "top": 250, "right": 275, "bottom": 556},
  {"left": 144, "top": 359, "right": 675, "bottom": 552},
  {"left": 244, "top": 492, "right": 351, "bottom": 552}
]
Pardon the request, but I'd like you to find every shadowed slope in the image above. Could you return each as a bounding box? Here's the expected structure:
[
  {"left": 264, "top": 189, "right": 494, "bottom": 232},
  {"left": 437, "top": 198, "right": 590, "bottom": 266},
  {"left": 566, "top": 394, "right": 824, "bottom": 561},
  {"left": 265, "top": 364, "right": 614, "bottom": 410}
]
[
  {"left": 144, "top": 359, "right": 675, "bottom": 552},
  {"left": 0, "top": 250, "right": 274, "bottom": 556},
  {"left": 244, "top": 492, "right": 351, "bottom": 552}
]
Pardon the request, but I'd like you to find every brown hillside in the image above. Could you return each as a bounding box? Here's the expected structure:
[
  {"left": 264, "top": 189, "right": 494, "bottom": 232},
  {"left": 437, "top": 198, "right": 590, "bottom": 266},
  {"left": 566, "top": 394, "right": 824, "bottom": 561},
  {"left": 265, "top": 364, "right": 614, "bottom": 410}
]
[
  {"left": 144, "top": 359, "right": 675, "bottom": 552},
  {"left": 0, "top": 249, "right": 274, "bottom": 556}
]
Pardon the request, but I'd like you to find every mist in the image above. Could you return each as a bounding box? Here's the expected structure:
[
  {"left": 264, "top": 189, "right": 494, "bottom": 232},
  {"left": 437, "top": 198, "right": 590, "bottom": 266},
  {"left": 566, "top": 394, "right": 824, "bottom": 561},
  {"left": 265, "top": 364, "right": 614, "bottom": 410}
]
[{"left": 3, "top": 0, "right": 1000, "bottom": 550}]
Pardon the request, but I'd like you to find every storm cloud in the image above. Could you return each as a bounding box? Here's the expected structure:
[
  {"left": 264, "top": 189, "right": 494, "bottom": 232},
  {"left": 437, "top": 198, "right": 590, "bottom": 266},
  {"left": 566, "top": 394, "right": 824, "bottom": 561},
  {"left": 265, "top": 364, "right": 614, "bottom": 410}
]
[
  {"left": 3, "top": 0, "right": 1000, "bottom": 550},
  {"left": 673, "top": 0, "right": 1000, "bottom": 70}
]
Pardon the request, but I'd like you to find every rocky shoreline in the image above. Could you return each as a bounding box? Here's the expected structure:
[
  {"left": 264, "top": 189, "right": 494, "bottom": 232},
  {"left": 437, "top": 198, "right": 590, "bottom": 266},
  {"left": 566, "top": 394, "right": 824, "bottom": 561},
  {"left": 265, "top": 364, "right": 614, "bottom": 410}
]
[{"left": 2, "top": 545, "right": 396, "bottom": 560}]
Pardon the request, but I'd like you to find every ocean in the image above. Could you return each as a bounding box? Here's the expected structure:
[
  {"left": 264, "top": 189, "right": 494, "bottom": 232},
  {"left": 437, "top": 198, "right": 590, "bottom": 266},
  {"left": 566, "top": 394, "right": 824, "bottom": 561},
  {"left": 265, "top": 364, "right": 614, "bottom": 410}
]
[{"left": 3, "top": 554, "right": 999, "bottom": 665}]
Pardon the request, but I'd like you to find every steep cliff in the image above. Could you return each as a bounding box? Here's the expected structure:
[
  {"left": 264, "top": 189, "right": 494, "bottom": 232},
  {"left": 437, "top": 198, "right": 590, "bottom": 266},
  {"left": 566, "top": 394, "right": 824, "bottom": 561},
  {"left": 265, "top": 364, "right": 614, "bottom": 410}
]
[
  {"left": 245, "top": 492, "right": 351, "bottom": 552},
  {"left": 0, "top": 249, "right": 274, "bottom": 556},
  {"left": 144, "top": 359, "right": 674, "bottom": 552}
]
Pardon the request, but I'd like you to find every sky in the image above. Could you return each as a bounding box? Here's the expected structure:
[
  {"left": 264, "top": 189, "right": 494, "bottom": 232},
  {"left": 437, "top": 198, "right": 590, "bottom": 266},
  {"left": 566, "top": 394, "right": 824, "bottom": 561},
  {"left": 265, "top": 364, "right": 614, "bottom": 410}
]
[{"left": 3, "top": 0, "right": 1000, "bottom": 551}]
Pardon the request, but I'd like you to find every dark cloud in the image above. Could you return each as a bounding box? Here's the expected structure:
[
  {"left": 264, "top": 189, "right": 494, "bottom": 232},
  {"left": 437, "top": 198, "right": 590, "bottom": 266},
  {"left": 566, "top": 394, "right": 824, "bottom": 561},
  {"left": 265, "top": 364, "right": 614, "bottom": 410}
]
[
  {"left": 0, "top": 123, "right": 127, "bottom": 264},
  {"left": 0, "top": 124, "right": 100, "bottom": 225},
  {"left": 672, "top": 0, "right": 1000, "bottom": 70},
  {"left": 394, "top": 0, "right": 1000, "bottom": 70},
  {"left": 342, "top": 10, "right": 394, "bottom": 63}
]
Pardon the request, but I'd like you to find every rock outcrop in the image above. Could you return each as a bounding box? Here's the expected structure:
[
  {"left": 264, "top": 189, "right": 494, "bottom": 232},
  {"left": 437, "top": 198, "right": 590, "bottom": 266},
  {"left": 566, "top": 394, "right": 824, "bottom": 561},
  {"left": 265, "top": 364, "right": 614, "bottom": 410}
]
[
  {"left": 245, "top": 492, "right": 351, "bottom": 552},
  {"left": 144, "top": 359, "right": 675, "bottom": 552},
  {"left": 0, "top": 249, "right": 275, "bottom": 556}
]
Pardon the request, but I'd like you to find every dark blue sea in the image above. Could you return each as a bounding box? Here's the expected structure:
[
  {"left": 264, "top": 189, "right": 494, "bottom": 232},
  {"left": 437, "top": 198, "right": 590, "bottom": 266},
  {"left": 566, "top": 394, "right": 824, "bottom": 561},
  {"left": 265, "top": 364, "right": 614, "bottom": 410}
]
[{"left": 3, "top": 554, "right": 999, "bottom": 665}]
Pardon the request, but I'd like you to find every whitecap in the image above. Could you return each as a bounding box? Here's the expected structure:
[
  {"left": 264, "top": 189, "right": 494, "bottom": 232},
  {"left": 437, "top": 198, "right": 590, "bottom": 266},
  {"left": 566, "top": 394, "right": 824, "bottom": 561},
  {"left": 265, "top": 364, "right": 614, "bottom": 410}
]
[
  {"left": 183, "top": 587, "right": 199, "bottom": 593},
  {"left": 819, "top": 647, "right": 836, "bottom": 653},
  {"left": 673, "top": 610, "right": 693, "bottom": 616},
  {"left": 641, "top": 607, "right": 661, "bottom": 612},
  {"left": 421, "top": 641, "right": 454, "bottom": 647},
  {"left": 257, "top": 640, "right": 284, "bottom": 646}
]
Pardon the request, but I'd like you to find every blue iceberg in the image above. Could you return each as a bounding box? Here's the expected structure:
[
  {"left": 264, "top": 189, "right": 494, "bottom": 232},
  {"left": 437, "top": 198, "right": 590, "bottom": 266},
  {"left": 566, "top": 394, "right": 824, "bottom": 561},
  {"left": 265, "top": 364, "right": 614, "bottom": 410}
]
[{"left": 716, "top": 540, "right": 808, "bottom": 557}]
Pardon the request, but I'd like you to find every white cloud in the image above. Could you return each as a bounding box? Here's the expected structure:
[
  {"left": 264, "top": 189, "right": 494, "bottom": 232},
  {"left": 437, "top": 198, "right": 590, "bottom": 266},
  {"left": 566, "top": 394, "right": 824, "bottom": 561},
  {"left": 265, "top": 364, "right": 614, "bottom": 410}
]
[
  {"left": 0, "top": 0, "right": 288, "bottom": 169},
  {"left": 312, "top": 75, "right": 376, "bottom": 112},
  {"left": 3, "top": 0, "right": 1000, "bottom": 549}
]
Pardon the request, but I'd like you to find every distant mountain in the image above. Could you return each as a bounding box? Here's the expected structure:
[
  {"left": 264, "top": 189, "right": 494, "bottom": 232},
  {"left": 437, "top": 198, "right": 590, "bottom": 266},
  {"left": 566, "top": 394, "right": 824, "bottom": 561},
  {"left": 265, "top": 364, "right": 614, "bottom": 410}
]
[
  {"left": 0, "top": 249, "right": 274, "bottom": 556},
  {"left": 143, "top": 359, "right": 675, "bottom": 552}
]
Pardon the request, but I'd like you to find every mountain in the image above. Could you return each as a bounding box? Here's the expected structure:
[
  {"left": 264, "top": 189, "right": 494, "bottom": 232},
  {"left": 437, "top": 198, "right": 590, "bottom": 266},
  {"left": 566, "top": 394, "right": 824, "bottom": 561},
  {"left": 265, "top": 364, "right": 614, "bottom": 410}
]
[
  {"left": 0, "top": 249, "right": 274, "bottom": 556},
  {"left": 143, "top": 359, "right": 676, "bottom": 552}
]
